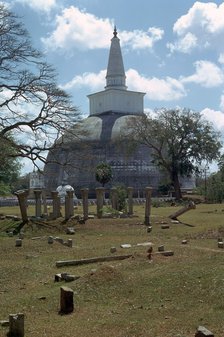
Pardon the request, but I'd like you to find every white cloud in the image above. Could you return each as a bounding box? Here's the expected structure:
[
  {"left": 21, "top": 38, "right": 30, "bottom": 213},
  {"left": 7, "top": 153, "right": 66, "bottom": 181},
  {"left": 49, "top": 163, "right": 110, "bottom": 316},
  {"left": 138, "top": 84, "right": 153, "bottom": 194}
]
[
  {"left": 181, "top": 60, "right": 224, "bottom": 87},
  {"left": 167, "top": 32, "right": 197, "bottom": 54},
  {"left": 42, "top": 6, "right": 113, "bottom": 50},
  {"left": 61, "top": 70, "right": 106, "bottom": 91},
  {"left": 15, "top": 0, "right": 56, "bottom": 12},
  {"left": 120, "top": 27, "right": 164, "bottom": 50},
  {"left": 126, "top": 69, "right": 186, "bottom": 101},
  {"left": 201, "top": 108, "right": 224, "bottom": 130},
  {"left": 42, "top": 6, "right": 163, "bottom": 52},
  {"left": 168, "top": 2, "right": 224, "bottom": 53},
  {"left": 61, "top": 68, "right": 186, "bottom": 102}
]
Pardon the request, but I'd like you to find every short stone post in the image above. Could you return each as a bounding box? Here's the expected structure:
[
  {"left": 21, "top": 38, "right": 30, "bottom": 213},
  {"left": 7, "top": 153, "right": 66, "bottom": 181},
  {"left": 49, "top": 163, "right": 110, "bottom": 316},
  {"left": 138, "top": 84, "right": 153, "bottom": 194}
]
[
  {"left": 34, "top": 189, "right": 42, "bottom": 218},
  {"left": 60, "top": 286, "right": 74, "bottom": 314},
  {"left": 127, "top": 187, "right": 134, "bottom": 216},
  {"left": 9, "top": 313, "right": 24, "bottom": 337},
  {"left": 110, "top": 187, "right": 118, "bottom": 210},
  {"left": 65, "top": 190, "right": 74, "bottom": 220},
  {"left": 96, "top": 187, "right": 105, "bottom": 218},
  {"left": 144, "top": 187, "right": 152, "bottom": 226},
  {"left": 51, "top": 191, "right": 60, "bottom": 219},
  {"left": 80, "top": 188, "right": 89, "bottom": 220},
  {"left": 14, "top": 190, "right": 29, "bottom": 223}
]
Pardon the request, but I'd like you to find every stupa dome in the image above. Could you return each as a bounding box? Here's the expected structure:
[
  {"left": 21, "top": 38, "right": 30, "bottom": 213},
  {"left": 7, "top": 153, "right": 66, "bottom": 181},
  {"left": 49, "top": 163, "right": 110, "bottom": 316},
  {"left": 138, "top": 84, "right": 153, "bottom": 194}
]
[{"left": 44, "top": 29, "right": 164, "bottom": 197}]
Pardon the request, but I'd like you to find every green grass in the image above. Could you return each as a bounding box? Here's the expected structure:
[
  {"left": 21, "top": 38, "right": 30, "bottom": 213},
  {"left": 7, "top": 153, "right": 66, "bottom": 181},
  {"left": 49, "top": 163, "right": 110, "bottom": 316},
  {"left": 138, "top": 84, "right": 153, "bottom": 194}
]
[{"left": 0, "top": 203, "right": 224, "bottom": 336}]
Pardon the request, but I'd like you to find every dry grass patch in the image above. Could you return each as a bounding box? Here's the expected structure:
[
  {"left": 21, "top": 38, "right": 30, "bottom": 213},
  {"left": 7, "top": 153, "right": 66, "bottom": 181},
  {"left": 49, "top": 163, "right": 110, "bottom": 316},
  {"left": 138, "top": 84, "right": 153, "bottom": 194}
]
[{"left": 0, "top": 203, "right": 224, "bottom": 336}]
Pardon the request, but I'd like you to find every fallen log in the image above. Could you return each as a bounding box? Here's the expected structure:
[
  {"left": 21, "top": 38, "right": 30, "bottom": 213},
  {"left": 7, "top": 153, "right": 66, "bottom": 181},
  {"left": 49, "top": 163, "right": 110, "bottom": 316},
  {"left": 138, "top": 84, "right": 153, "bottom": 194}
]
[
  {"left": 56, "top": 254, "right": 133, "bottom": 267},
  {"left": 169, "top": 201, "right": 196, "bottom": 220}
]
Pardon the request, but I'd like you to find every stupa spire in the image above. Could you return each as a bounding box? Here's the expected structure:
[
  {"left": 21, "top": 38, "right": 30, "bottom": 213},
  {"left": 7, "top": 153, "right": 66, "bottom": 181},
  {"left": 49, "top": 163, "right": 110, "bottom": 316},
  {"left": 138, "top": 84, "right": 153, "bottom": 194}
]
[{"left": 105, "top": 27, "right": 127, "bottom": 90}]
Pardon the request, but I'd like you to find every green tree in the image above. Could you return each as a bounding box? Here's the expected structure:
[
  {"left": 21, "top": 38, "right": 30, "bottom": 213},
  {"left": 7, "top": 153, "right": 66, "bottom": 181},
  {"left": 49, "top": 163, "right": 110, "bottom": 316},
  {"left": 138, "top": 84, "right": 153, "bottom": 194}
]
[
  {"left": 0, "top": 4, "right": 79, "bottom": 168},
  {"left": 127, "top": 108, "right": 222, "bottom": 200},
  {"left": 95, "top": 162, "right": 112, "bottom": 187}
]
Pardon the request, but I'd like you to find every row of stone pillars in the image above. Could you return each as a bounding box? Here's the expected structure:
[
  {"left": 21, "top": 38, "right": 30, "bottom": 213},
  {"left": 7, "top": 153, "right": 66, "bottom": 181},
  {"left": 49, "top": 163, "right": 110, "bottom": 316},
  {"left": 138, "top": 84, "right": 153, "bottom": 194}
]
[{"left": 15, "top": 187, "right": 152, "bottom": 224}]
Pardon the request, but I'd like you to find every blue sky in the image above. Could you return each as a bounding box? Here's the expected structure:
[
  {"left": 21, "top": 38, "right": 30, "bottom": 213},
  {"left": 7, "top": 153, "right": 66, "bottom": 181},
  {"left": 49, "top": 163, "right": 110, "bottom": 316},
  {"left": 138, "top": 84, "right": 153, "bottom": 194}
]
[{"left": 3, "top": 0, "right": 224, "bottom": 171}]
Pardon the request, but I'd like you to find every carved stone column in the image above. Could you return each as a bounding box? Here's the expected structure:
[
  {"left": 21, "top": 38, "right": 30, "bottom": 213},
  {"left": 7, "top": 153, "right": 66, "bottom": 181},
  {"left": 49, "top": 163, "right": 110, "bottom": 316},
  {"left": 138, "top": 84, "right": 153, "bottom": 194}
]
[
  {"left": 110, "top": 187, "right": 118, "bottom": 210},
  {"left": 144, "top": 187, "right": 153, "bottom": 226},
  {"left": 34, "top": 189, "right": 42, "bottom": 218},
  {"left": 80, "top": 188, "right": 89, "bottom": 220},
  {"left": 65, "top": 190, "right": 74, "bottom": 220},
  {"left": 14, "top": 190, "right": 29, "bottom": 223},
  {"left": 96, "top": 187, "right": 105, "bottom": 218},
  {"left": 127, "top": 187, "right": 134, "bottom": 216}
]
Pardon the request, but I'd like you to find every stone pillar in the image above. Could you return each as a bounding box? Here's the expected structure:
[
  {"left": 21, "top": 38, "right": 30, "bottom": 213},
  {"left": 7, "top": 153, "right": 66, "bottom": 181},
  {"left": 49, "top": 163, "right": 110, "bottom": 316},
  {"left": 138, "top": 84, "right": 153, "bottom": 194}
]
[
  {"left": 144, "top": 187, "right": 152, "bottom": 226},
  {"left": 80, "top": 188, "right": 89, "bottom": 221},
  {"left": 127, "top": 187, "right": 134, "bottom": 216},
  {"left": 14, "top": 190, "right": 29, "bottom": 223},
  {"left": 96, "top": 187, "right": 105, "bottom": 218},
  {"left": 9, "top": 313, "right": 24, "bottom": 337},
  {"left": 60, "top": 286, "right": 74, "bottom": 314},
  {"left": 65, "top": 190, "right": 74, "bottom": 220},
  {"left": 34, "top": 189, "right": 42, "bottom": 218},
  {"left": 110, "top": 187, "right": 118, "bottom": 210},
  {"left": 51, "top": 191, "right": 60, "bottom": 219}
]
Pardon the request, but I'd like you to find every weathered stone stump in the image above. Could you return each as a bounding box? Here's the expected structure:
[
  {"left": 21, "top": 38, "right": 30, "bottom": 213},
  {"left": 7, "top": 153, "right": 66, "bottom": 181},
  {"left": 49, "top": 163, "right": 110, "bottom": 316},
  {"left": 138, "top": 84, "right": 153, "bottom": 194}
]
[
  {"left": 158, "top": 245, "right": 165, "bottom": 252},
  {"left": 127, "top": 187, "right": 133, "bottom": 216},
  {"left": 144, "top": 187, "right": 152, "bottom": 226},
  {"left": 110, "top": 247, "right": 117, "bottom": 253},
  {"left": 218, "top": 241, "right": 224, "bottom": 248},
  {"left": 48, "top": 236, "right": 54, "bottom": 244},
  {"left": 147, "top": 226, "right": 152, "bottom": 233},
  {"left": 80, "top": 188, "right": 89, "bottom": 221},
  {"left": 15, "top": 239, "right": 22, "bottom": 247},
  {"left": 195, "top": 325, "right": 214, "bottom": 337},
  {"left": 8, "top": 313, "right": 24, "bottom": 337},
  {"left": 67, "top": 239, "right": 73, "bottom": 248},
  {"left": 60, "top": 286, "right": 74, "bottom": 314}
]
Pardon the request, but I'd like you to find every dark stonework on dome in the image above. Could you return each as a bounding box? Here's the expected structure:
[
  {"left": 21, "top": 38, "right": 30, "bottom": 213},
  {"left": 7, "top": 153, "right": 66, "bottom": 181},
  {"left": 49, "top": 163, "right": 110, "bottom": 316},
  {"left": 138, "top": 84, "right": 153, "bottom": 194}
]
[
  {"left": 94, "top": 111, "right": 138, "bottom": 142},
  {"left": 44, "top": 111, "right": 165, "bottom": 197}
]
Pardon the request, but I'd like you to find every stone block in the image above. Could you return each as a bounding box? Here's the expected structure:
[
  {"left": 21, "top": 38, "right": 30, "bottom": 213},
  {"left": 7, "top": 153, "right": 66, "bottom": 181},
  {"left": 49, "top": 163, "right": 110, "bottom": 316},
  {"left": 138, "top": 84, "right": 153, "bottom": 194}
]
[
  {"left": 195, "top": 325, "right": 214, "bottom": 337},
  {"left": 182, "top": 239, "right": 188, "bottom": 244},
  {"left": 161, "top": 224, "right": 170, "bottom": 229},
  {"left": 158, "top": 245, "right": 165, "bottom": 252},
  {"left": 66, "top": 227, "right": 75, "bottom": 235},
  {"left": 162, "top": 251, "right": 174, "bottom": 256},
  {"left": 147, "top": 226, "right": 152, "bottom": 233}
]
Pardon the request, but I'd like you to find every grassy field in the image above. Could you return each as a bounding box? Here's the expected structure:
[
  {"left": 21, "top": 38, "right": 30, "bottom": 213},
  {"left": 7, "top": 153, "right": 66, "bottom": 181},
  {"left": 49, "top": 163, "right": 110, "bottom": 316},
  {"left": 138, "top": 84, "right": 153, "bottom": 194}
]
[{"left": 0, "top": 203, "right": 224, "bottom": 337}]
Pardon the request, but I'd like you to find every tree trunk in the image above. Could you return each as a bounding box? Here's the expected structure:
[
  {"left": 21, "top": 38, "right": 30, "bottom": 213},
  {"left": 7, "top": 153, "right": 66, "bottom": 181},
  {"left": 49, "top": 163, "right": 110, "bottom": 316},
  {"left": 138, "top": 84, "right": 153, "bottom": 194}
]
[{"left": 172, "top": 171, "right": 182, "bottom": 200}]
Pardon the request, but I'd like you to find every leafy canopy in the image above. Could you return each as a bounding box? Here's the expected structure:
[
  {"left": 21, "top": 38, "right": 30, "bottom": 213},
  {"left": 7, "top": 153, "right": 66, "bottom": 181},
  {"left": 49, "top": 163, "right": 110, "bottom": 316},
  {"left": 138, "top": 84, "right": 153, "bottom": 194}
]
[
  {"left": 127, "top": 107, "right": 222, "bottom": 199},
  {"left": 95, "top": 162, "right": 112, "bottom": 187}
]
